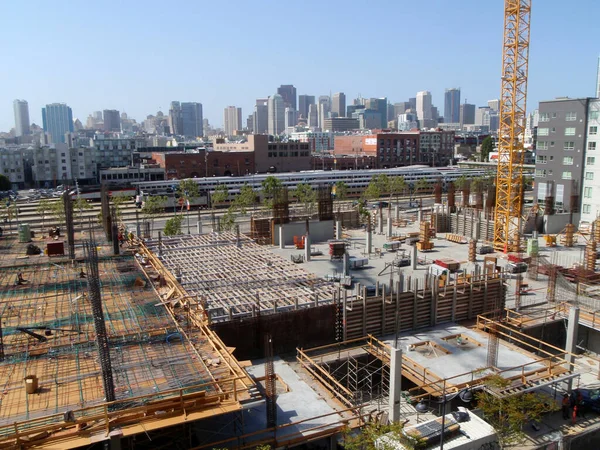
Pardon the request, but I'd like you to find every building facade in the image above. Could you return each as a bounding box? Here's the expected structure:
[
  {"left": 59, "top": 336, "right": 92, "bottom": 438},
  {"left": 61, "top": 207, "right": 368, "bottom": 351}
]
[
  {"left": 289, "top": 131, "right": 333, "bottom": 153},
  {"left": 42, "top": 103, "right": 73, "bottom": 144},
  {"left": 277, "top": 85, "right": 297, "bottom": 110},
  {"left": 416, "top": 91, "right": 432, "bottom": 124},
  {"left": 13, "top": 99, "right": 30, "bottom": 137},
  {"left": 298, "top": 95, "right": 315, "bottom": 119},
  {"left": 444, "top": 88, "right": 461, "bottom": 124},
  {"left": 103, "top": 110, "right": 121, "bottom": 132},
  {"left": 0, "top": 147, "right": 25, "bottom": 187},
  {"left": 253, "top": 99, "right": 269, "bottom": 135},
  {"left": 460, "top": 103, "right": 476, "bottom": 126},
  {"left": 322, "top": 117, "right": 360, "bottom": 132},
  {"left": 534, "top": 97, "right": 592, "bottom": 212},
  {"left": 169, "top": 102, "right": 183, "bottom": 135},
  {"left": 580, "top": 99, "right": 600, "bottom": 225},
  {"left": 268, "top": 95, "right": 285, "bottom": 135},
  {"left": 332, "top": 92, "right": 346, "bottom": 118},
  {"left": 181, "top": 102, "right": 203, "bottom": 138},
  {"left": 224, "top": 106, "right": 242, "bottom": 137}
]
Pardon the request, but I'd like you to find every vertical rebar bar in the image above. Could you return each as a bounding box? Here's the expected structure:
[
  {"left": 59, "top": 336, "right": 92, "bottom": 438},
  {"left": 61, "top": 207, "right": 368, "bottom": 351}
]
[{"left": 63, "top": 192, "right": 75, "bottom": 259}]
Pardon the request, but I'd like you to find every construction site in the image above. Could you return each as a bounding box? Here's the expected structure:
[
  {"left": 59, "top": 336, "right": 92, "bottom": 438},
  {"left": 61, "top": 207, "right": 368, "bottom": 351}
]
[{"left": 3, "top": 2, "right": 600, "bottom": 449}]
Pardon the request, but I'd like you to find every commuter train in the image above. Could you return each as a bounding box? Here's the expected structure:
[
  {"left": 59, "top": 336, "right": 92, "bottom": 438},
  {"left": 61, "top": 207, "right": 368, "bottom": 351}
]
[{"left": 133, "top": 165, "right": 493, "bottom": 209}]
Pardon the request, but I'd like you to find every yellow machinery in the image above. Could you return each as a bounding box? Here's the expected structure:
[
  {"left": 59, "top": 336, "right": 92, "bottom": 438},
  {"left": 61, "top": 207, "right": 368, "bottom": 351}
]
[
  {"left": 493, "top": 0, "right": 532, "bottom": 252},
  {"left": 544, "top": 235, "right": 557, "bottom": 247}
]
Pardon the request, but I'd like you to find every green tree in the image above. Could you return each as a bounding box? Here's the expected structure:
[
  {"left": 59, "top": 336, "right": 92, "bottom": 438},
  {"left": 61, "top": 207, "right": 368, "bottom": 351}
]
[
  {"left": 50, "top": 199, "right": 66, "bottom": 224},
  {"left": 389, "top": 176, "right": 407, "bottom": 204},
  {"left": 73, "top": 197, "right": 92, "bottom": 225},
  {"left": 454, "top": 175, "right": 468, "bottom": 191},
  {"left": 37, "top": 199, "right": 53, "bottom": 231},
  {"left": 476, "top": 375, "right": 557, "bottom": 446},
  {"left": 0, "top": 174, "right": 10, "bottom": 191},
  {"left": 232, "top": 183, "right": 256, "bottom": 215},
  {"left": 294, "top": 182, "right": 316, "bottom": 216},
  {"left": 177, "top": 179, "right": 200, "bottom": 211},
  {"left": 220, "top": 208, "right": 236, "bottom": 231},
  {"left": 334, "top": 181, "right": 348, "bottom": 201},
  {"left": 211, "top": 184, "right": 229, "bottom": 209},
  {"left": 481, "top": 136, "right": 494, "bottom": 162},
  {"left": 141, "top": 195, "right": 168, "bottom": 234},
  {"left": 111, "top": 195, "right": 132, "bottom": 221},
  {"left": 261, "top": 176, "right": 283, "bottom": 209},
  {"left": 163, "top": 214, "right": 183, "bottom": 236},
  {"left": 342, "top": 420, "right": 408, "bottom": 450}
]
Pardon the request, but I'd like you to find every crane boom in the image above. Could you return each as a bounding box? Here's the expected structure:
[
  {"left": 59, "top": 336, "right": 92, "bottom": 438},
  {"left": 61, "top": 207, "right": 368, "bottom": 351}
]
[{"left": 493, "top": 0, "right": 532, "bottom": 252}]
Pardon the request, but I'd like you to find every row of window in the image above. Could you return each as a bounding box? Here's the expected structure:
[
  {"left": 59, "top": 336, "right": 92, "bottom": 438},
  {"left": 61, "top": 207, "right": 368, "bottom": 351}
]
[
  {"left": 535, "top": 156, "right": 597, "bottom": 165},
  {"left": 267, "top": 151, "right": 310, "bottom": 158},
  {"left": 537, "top": 141, "right": 598, "bottom": 151},
  {"left": 539, "top": 111, "right": 600, "bottom": 122},
  {"left": 538, "top": 127, "right": 577, "bottom": 136}
]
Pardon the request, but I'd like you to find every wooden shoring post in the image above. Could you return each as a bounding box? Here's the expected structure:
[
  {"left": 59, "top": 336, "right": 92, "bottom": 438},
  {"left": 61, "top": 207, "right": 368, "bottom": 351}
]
[
  {"left": 413, "top": 278, "right": 419, "bottom": 329},
  {"left": 468, "top": 279, "right": 474, "bottom": 319},
  {"left": 382, "top": 288, "right": 386, "bottom": 335},
  {"left": 343, "top": 290, "right": 347, "bottom": 341},
  {"left": 451, "top": 279, "right": 458, "bottom": 322},
  {"left": 362, "top": 286, "right": 367, "bottom": 337}
]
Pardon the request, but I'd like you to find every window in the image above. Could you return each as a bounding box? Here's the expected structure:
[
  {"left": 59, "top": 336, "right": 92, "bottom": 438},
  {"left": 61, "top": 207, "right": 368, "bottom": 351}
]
[
  {"left": 551, "top": 127, "right": 556, "bottom": 133},
  {"left": 591, "top": 126, "right": 598, "bottom": 135},
  {"left": 536, "top": 155, "right": 547, "bottom": 164},
  {"left": 565, "top": 127, "right": 576, "bottom": 136},
  {"left": 552, "top": 113, "right": 557, "bottom": 118},
  {"left": 539, "top": 112, "right": 550, "bottom": 122},
  {"left": 566, "top": 112, "right": 577, "bottom": 121},
  {"left": 563, "top": 156, "right": 573, "bottom": 165},
  {"left": 585, "top": 172, "right": 594, "bottom": 180},
  {"left": 590, "top": 111, "right": 600, "bottom": 120},
  {"left": 590, "top": 142, "right": 597, "bottom": 151},
  {"left": 535, "top": 169, "right": 547, "bottom": 178},
  {"left": 564, "top": 141, "right": 574, "bottom": 150},
  {"left": 587, "top": 157, "right": 596, "bottom": 165},
  {"left": 562, "top": 171, "right": 572, "bottom": 179},
  {"left": 537, "top": 141, "right": 548, "bottom": 150},
  {"left": 583, "top": 204, "right": 591, "bottom": 214},
  {"left": 551, "top": 141, "right": 555, "bottom": 147},
  {"left": 538, "top": 128, "right": 549, "bottom": 136},
  {"left": 584, "top": 187, "right": 593, "bottom": 198}
]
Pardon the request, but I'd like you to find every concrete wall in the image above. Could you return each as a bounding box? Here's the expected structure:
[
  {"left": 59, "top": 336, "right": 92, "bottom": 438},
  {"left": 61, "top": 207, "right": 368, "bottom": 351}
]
[
  {"left": 543, "top": 213, "right": 580, "bottom": 234},
  {"left": 273, "top": 219, "right": 334, "bottom": 245}
]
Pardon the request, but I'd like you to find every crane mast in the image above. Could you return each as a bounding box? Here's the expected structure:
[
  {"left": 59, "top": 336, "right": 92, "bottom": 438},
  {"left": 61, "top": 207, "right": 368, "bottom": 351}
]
[{"left": 493, "top": 0, "right": 531, "bottom": 253}]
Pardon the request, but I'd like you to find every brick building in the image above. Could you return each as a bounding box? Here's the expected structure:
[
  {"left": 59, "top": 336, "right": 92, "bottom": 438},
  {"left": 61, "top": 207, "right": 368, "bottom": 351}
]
[
  {"left": 152, "top": 150, "right": 254, "bottom": 179},
  {"left": 311, "top": 154, "right": 378, "bottom": 170}
]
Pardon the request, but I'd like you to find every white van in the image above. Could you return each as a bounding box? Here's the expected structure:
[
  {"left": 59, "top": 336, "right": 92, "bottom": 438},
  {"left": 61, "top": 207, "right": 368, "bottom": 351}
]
[{"left": 428, "top": 264, "right": 450, "bottom": 278}]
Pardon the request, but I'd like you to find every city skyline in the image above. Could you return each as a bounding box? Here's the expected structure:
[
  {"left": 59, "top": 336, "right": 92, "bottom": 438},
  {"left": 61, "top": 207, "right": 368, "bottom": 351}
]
[{"left": 1, "top": 0, "right": 599, "bottom": 132}]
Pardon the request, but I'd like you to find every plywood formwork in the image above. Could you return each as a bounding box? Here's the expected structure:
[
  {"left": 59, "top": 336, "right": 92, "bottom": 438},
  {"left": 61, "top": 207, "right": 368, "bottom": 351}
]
[
  {"left": 343, "top": 271, "right": 506, "bottom": 340},
  {"left": 0, "top": 252, "right": 254, "bottom": 448},
  {"left": 144, "top": 232, "right": 336, "bottom": 323}
]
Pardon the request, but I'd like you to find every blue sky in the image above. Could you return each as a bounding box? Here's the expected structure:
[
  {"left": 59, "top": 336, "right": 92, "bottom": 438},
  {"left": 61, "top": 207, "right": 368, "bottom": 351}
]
[{"left": 1, "top": 0, "right": 599, "bottom": 131}]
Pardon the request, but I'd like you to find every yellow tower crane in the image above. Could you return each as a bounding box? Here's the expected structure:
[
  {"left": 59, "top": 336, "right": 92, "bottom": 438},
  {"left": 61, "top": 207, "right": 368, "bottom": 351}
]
[{"left": 493, "top": 0, "right": 532, "bottom": 253}]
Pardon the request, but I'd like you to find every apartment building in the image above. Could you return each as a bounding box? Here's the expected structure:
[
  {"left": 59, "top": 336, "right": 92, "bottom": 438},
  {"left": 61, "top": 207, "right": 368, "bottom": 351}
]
[{"left": 580, "top": 99, "right": 600, "bottom": 224}]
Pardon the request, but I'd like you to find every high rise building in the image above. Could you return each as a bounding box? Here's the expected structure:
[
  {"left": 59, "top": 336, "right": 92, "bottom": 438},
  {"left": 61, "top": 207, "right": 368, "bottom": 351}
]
[
  {"left": 308, "top": 104, "right": 318, "bottom": 128},
  {"left": 394, "top": 102, "right": 411, "bottom": 117},
  {"left": 535, "top": 97, "right": 592, "bottom": 212},
  {"left": 169, "top": 102, "right": 183, "bottom": 135},
  {"left": 298, "top": 95, "right": 315, "bottom": 119},
  {"left": 13, "top": 99, "right": 30, "bottom": 137},
  {"left": 42, "top": 103, "right": 73, "bottom": 144},
  {"left": 284, "top": 107, "right": 297, "bottom": 131},
  {"left": 596, "top": 56, "right": 600, "bottom": 98},
  {"left": 246, "top": 114, "right": 253, "bottom": 131},
  {"left": 364, "top": 98, "right": 388, "bottom": 128},
  {"left": 581, "top": 99, "right": 600, "bottom": 224},
  {"left": 277, "top": 85, "right": 297, "bottom": 110},
  {"left": 318, "top": 96, "right": 331, "bottom": 129},
  {"left": 268, "top": 94, "right": 285, "bottom": 135},
  {"left": 332, "top": 92, "right": 346, "bottom": 118},
  {"left": 253, "top": 99, "right": 268, "bottom": 134},
  {"left": 408, "top": 97, "right": 417, "bottom": 110},
  {"left": 460, "top": 103, "right": 476, "bottom": 126},
  {"left": 181, "top": 102, "right": 203, "bottom": 138},
  {"left": 487, "top": 99, "right": 500, "bottom": 111},
  {"left": 103, "top": 109, "right": 121, "bottom": 132},
  {"left": 223, "top": 106, "right": 242, "bottom": 137},
  {"left": 444, "top": 88, "right": 461, "bottom": 124},
  {"left": 416, "top": 91, "right": 432, "bottom": 122}
]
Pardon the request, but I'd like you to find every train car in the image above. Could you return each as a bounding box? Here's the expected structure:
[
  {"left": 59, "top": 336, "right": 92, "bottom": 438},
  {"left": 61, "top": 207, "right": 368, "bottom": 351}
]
[
  {"left": 134, "top": 165, "right": 491, "bottom": 208},
  {"left": 69, "top": 186, "right": 137, "bottom": 201}
]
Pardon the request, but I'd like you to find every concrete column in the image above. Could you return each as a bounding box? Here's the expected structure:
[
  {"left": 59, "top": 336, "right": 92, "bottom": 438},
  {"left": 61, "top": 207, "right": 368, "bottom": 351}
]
[
  {"left": 305, "top": 221, "right": 311, "bottom": 262},
  {"left": 343, "top": 251, "right": 350, "bottom": 276},
  {"left": 395, "top": 204, "right": 400, "bottom": 221},
  {"left": 565, "top": 306, "right": 580, "bottom": 391},
  {"left": 279, "top": 224, "right": 285, "bottom": 249},
  {"left": 388, "top": 347, "right": 402, "bottom": 423},
  {"left": 417, "top": 208, "right": 423, "bottom": 223},
  {"left": 196, "top": 219, "right": 203, "bottom": 235},
  {"left": 387, "top": 208, "right": 393, "bottom": 238},
  {"left": 412, "top": 245, "right": 418, "bottom": 269},
  {"left": 378, "top": 207, "right": 384, "bottom": 234},
  {"left": 366, "top": 227, "right": 372, "bottom": 255},
  {"left": 335, "top": 220, "right": 342, "bottom": 240}
]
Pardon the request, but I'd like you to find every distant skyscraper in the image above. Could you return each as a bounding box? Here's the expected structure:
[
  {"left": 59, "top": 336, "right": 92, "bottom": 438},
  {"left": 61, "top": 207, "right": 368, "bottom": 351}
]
[
  {"left": 487, "top": 99, "right": 500, "bottom": 111},
  {"left": 268, "top": 94, "right": 285, "bottom": 135},
  {"left": 416, "top": 91, "right": 432, "bottom": 122},
  {"left": 246, "top": 114, "right": 253, "bottom": 131},
  {"left": 103, "top": 109, "right": 121, "bottom": 132},
  {"left": 444, "top": 88, "right": 461, "bottom": 123},
  {"left": 298, "top": 95, "right": 315, "bottom": 119},
  {"left": 284, "top": 107, "right": 298, "bottom": 130},
  {"left": 42, "top": 103, "right": 73, "bottom": 144},
  {"left": 460, "top": 103, "right": 476, "bottom": 125},
  {"left": 277, "top": 85, "right": 297, "bottom": 110},
  {"left": 364, "top": 98, "right": 387, "bottom": 128},
  {"left": 308, "top": 104, "right": 318, "bottom": 128},
  {"left": 408, "top": 97, "right": 417, "bottom": 110},
  {"left": 253, "top": 99, "right": 268, "bottom": 134},
  {"left": 597, "top": 56, "right": 600, "bottom": 98},
  {"left": 332, "top": 93, "right": 346, "bottom": 118},
  {"left": 223, "top": 106, "right": 242, "bottom": 136},
  {"left": 169, "top": 102, "right": 183, "bottom": 135},
  {"left": 181, "top": 102, "right": 203, "bottom": 138},
  {"left": 93, "top": 111, "right": 103, "bottom": 120},
  {"left": 317, "top": 96, "right": 331, "bottom": 129},
  {"left": 13, "top": 99, "right": 30, "bottom": 137}
]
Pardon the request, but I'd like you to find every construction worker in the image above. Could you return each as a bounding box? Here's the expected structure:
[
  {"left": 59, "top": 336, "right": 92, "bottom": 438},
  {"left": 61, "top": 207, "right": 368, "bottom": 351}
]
[
  {"left": 16, "top": 272, "right": 26, "bottom": 285},
  {"left": 576, "top": 390, "right": 586, "bottom": 419},
  {"left": 562, "top": 393, "right": 570, "bottom": 420}
]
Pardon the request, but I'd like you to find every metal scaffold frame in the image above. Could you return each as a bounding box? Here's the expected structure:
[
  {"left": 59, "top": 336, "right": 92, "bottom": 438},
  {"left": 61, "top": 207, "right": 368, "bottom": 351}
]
[{"left": 494, "top": 0, "right": 531, "bottom": 252}]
